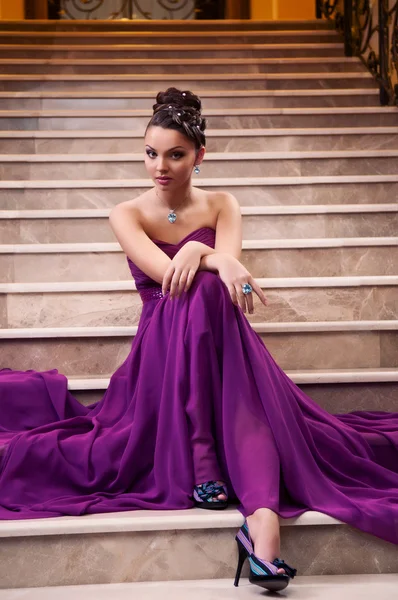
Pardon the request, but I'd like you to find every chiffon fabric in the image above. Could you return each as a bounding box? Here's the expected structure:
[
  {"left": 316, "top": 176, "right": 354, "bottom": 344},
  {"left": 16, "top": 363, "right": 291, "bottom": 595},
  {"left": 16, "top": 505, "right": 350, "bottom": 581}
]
[{"left": 0, "top": 227, "right": 397, "bottom": 546}]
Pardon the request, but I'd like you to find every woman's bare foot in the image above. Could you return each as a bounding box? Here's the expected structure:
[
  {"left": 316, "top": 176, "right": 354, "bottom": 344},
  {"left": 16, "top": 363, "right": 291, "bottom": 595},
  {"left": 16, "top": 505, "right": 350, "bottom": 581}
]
[
  {"left": 214, "top": 480, "right": 227, "bottom": 501},
  {"left": 246, "top": 507, "right": 285, "bottom": 574}
]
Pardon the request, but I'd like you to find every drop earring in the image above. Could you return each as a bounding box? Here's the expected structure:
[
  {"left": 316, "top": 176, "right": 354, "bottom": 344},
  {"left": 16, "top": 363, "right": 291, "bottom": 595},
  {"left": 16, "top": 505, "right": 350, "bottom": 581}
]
[{"left": 194, "top": 165, "right": 200, "bottom": 174}]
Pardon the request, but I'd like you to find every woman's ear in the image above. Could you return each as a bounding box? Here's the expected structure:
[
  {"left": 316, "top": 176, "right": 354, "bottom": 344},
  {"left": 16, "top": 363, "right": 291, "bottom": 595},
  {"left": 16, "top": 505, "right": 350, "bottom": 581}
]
[{"left": 196, "top": 146, "right": 206, "bottom": 165}]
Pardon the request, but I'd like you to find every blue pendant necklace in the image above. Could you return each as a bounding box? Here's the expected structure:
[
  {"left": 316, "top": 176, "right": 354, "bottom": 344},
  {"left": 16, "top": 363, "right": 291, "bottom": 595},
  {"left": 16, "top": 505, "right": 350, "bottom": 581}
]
[{"left": 156, "top": 189, "right": 191, "bottom": 224}]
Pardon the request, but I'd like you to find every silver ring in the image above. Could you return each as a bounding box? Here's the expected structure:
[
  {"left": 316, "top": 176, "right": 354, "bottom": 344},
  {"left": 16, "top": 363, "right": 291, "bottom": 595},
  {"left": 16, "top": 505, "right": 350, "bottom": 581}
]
[{"left": 242, "top": 283, "right": 253, "bottom": 295}]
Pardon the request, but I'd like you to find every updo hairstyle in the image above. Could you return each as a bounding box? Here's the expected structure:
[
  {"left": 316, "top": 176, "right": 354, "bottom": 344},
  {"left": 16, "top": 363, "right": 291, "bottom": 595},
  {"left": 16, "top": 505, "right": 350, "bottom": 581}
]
[{"left": 146, "top": 87, "right": 207, "bottom": 151}]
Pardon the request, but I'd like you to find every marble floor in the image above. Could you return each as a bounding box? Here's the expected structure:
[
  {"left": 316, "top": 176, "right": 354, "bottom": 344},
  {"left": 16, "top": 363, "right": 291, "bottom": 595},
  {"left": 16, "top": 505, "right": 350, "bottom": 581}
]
[{"left": 0, "top": 575, "right": 397, "bottom": 600}]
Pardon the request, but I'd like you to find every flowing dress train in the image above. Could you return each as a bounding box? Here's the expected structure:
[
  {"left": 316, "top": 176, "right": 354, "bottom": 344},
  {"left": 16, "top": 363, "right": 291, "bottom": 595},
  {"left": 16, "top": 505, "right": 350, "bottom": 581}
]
[{"left": 0, "top": 227, "right": 397, "bottom": 545}]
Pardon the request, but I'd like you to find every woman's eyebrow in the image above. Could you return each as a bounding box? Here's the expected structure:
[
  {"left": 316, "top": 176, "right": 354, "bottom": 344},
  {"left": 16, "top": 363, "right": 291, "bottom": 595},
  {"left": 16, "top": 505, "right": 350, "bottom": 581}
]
[{"left": 145, "top": 145, "right": 186, "bottom": 151}]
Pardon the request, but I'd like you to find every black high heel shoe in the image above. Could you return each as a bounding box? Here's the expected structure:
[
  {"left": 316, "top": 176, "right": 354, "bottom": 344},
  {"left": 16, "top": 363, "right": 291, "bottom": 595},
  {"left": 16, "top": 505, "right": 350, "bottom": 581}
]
[
  {"left": 193, "top": 480, "right": 228, "bottom": 510},
  {"left": 234, "top": 520, "right": 297, "bottom": 591}
]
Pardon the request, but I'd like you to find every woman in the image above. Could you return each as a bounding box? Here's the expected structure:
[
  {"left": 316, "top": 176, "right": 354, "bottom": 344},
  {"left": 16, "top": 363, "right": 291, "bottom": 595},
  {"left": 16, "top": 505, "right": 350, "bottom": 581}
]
[{"left": 0, "top": 88, "right": 397, "bottom": 593}]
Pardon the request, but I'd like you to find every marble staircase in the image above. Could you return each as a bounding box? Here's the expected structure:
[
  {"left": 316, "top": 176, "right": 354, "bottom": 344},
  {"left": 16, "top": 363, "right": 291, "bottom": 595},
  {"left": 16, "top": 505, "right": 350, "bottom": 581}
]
[{"left": 0, "top": 18, "right": 397, "bottom": 591}]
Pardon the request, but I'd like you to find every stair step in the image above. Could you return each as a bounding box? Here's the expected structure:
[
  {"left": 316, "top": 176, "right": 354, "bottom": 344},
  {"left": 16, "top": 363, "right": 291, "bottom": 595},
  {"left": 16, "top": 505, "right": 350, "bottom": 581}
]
[
  {"left": 0, "top": 506, "right": 342, "bottom": 538},
  {"left": 1, "top": 238, "right": 397, "bottom": 282},
  {"left": 2, "top": 237, "right": 397, "bottom": 251},
  {"left": 0, "top": 576, "right": 396, "bottom": 600},
  {"left": 3, "top": 321, "right": 398, "bottom": 338},
  {"left": 0, "top": 41, "right": 346, "bottom": 60},
  {"left": 66, "top": 370, "right": 398, "bottom": 414},
  {"left": 2, "top": 205, "right": 397, "bottom": 243},
  {"left": 0, "top": 31, "right": 341, "bottom": 48},
  {"left": 67, "top": 368, "right": 398, "bottom": 390},
  {"left": 0, "top": 19, "right": 336, "bottom": 31},
  {"left": 0, "top": 504, "right": 396, "bottom": 588},
  {"left": 0, "top": 72, "right": 374, "bottom": 92},
  {"left": 2, "top": 175, "right": 398, "bottom": 210},
  {"left": 2, "top": 276, "right": 397, "bottom": 328},
  {"left": 0, "top": 56, "right": 365, "bottom": 75},
  {"left": 4, "top": 203, "right": 398, "bottom": 216},
  {"left": 2, "top": 149, "right": 398, "bottom": 179},
  {"left": 0, "top": 89, "right": 382, "bottom": 110},
  {"left": 1, "top": 125, "right": 397, "bottom": 153},
  {"left": 5, "top": 106, "right": 397, "bottom": 129},
  {"left": 1, "top": 322, "right": 396, "bottom": 374}
]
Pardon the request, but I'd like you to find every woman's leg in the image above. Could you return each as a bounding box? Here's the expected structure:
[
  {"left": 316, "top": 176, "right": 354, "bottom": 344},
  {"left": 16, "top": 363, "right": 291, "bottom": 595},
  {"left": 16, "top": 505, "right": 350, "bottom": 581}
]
[
  {"left": 246, "top": 508, "right": 285, "bottom": 573},
  {"left": 185, "top": 329, "right": 227, "bottom": 501}
]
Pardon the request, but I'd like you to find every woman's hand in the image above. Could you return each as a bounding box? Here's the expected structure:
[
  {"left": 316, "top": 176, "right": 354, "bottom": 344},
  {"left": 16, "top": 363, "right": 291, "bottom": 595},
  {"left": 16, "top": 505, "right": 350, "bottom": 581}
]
[
  {"left": 162, "top": 241, "right": 203, "bottom": 298},
  {"left": 216, "top": 253, "right": 268, "bottom": 314}
]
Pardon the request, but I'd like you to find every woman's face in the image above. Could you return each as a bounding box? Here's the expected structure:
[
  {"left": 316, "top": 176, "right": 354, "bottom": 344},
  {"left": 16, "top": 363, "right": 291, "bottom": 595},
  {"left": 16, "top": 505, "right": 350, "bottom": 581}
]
[{"left": 144, "top": 126, "right": 204, "bottom": 191}]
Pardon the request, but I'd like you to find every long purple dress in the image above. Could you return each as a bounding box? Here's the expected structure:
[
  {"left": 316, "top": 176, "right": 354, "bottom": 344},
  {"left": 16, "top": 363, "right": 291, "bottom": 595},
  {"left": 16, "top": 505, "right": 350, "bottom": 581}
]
[{"left": 0, "top": 227, "right": 397, "bottom": 545}]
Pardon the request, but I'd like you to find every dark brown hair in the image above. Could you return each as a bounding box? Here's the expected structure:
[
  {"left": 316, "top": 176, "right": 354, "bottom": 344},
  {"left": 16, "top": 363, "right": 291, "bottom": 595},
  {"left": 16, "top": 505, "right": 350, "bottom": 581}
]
[{"left": 145, "top": 87, "right": 206, "bottom": 151}]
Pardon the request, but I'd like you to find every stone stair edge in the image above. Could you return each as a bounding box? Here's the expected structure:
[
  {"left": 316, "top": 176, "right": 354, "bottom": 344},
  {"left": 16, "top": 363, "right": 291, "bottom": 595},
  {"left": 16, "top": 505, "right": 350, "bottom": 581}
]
[
  {"left": 0, "top": 42, "right": 345, "bottom": 51},
  {"left": 2, "top": 237, "right": 398, "bottom": 253},
  {"left": 1, "top": 321, "right": 398, "bottom": 339},
  {"left": 2, "top": 149, "right": 398, "bottom": 161},
  {"left": 0, "top": 125, "right": 392, "bottom": 138},
  {"left": 1, "top": 108, "right": 396, "bottom": 118},
  {"left": 0, "top": 72, "right": 371, "bottom": 81},
  {"left": 1, "top": 275, "right": 398, "bottom": 294},
  {"left": 3, "top": 204, "right": 398, "bottom": 219},
  {"left": 0, "top": 507, "right": 342, "bottom": 540},
  {"left": 0, "top": 89, "right": 374, "bottom": 99},
  {"left": 0, "top": 30, "right": 340, "bottom": 38},
  {"left": 0, "top": 57, "right": 359, "bottom": 65},
  {"left": 0, "top": 18, "right": 335, "bottom": 26},
  {"left": 2, "top": 174, "right": 398, "bottom": 188},
  {"left": 67, "top": 368, "right": 398, "bottom": 391},
  {"left": 3, "top": 576, "right": 397, "bottom": 597}
]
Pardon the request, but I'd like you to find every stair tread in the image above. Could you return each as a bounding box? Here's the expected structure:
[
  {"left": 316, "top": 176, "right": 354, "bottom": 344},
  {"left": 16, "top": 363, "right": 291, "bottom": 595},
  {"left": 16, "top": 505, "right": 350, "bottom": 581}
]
[
  {"left": 2, "top": 321, "right": 398, "bottom": 339},
  {"left": 0, "top": 30, "right": 340, "bottom": 37},
  {"left": 0, "top": 42, "right": 345, "bottom": 51},
  {"left": 1, "top": 275, "right": 398, "bottom": 293},
  {"left": 0, "top": 575, "right": 396, "bottom": 600},
  {"left": 2, "top": 174, "right": 398, "bottom": 188},
  {"left": 1, "top": 148, "right": 398, "bottom": 160},
  {"left": 2, "top": 237, "right": 397, "bottom": 252},
  {"left": 0, "top": 72, "right": 371, "bottom": 80},
  {"left": 2, "top": 204, "right": 398, "bottom": 218},
  {"left": 0, "top": 56, "right": 358, "bottom": 63},
  {"left": 0, "top": 506, "right": 344, "bottom": 538},
  {"left": 0, "top": 89, "right": 376, "bottom": 98},
  {"left": 67, "top": 368, "right": 398, "bottom": 389}
]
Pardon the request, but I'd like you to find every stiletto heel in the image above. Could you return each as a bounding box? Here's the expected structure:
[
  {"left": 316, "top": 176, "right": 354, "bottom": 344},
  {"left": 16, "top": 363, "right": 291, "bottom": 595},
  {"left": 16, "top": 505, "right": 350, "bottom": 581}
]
[
  {"left": 234, "top": 538, "right": 248, "bottom": 587},
  {"left": 233, "top": 520, "right": 297, "bottom": 591}
]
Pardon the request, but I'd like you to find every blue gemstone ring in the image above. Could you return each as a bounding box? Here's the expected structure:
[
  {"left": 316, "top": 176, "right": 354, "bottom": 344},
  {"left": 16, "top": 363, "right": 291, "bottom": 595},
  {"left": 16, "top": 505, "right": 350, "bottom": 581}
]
[{"left": 242, "top": 283, "right": 253, "bottom": 295}]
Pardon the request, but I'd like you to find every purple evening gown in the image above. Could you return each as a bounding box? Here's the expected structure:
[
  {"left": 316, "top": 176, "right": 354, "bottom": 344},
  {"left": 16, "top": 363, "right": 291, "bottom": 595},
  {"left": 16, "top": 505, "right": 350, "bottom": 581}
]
[{"left": 0, "top": 227, "right": 397, "bottom": 545}]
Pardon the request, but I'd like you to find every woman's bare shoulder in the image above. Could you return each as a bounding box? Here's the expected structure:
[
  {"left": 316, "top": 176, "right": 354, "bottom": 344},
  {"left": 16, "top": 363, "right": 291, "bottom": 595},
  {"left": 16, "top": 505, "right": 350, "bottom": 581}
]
[{"left": 109, "top": 191, "right": 151, "bottom": 224}]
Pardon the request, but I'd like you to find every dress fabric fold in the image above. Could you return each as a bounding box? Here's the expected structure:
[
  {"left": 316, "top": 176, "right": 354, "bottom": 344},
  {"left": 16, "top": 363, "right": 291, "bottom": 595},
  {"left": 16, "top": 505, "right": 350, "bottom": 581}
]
[{"left": 0, "top": 227, "right": 397, "bottom": 546}]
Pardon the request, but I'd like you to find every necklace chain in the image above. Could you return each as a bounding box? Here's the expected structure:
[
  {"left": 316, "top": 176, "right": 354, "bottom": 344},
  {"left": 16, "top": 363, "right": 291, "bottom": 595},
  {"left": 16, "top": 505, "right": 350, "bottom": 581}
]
[{"left": 155, "top": 188, "right": 191, "bottom": 223}]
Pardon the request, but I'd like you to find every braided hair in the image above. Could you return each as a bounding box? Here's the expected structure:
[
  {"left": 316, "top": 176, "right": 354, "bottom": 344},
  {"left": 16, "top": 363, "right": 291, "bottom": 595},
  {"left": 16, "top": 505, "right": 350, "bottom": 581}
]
[{"left": 145, "top": 87, "right": 207, "bottom": 150}]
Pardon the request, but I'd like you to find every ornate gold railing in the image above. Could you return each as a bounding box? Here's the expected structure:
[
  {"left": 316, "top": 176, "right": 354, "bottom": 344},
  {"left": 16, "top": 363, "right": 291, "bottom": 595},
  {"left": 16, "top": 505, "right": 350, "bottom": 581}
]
[
  {"left": 316, "top": 0, "right": 398, "bottom": 105},
  {"left": 49, "top": 0, "right": 198, "bottom": 20}
]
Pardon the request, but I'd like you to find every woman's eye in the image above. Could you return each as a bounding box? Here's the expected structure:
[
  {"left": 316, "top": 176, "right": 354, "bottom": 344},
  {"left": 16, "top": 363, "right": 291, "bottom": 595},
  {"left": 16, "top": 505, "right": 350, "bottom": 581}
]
[
  {"left": 172, "top": 153, "right": 183, "bottom": 159},
  {"left": 146, "top": 150, "right": 156, "bottom": 158}
]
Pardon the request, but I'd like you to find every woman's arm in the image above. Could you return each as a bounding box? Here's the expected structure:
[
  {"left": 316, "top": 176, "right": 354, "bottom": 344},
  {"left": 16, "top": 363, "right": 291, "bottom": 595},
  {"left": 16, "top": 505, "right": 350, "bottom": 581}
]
[
  {"left": 198, "top": 192, "right": 242, "bottom": 273},
  {"left": 109, "top": 201, "right": 172, "bottom": 285}
]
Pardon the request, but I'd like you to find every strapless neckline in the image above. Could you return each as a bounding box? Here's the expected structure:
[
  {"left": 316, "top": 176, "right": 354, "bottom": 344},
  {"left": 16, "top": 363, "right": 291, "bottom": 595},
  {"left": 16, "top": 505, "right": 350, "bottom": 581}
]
[{"left": 150, "top": 226, "right": 216, "bottom": 246}]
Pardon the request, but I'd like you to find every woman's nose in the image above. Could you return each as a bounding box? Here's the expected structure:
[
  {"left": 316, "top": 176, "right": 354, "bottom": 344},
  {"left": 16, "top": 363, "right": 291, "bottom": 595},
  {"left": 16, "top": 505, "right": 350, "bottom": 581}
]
[{"left": 157, "top": 156, "right": 168, "bottom": 172}]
